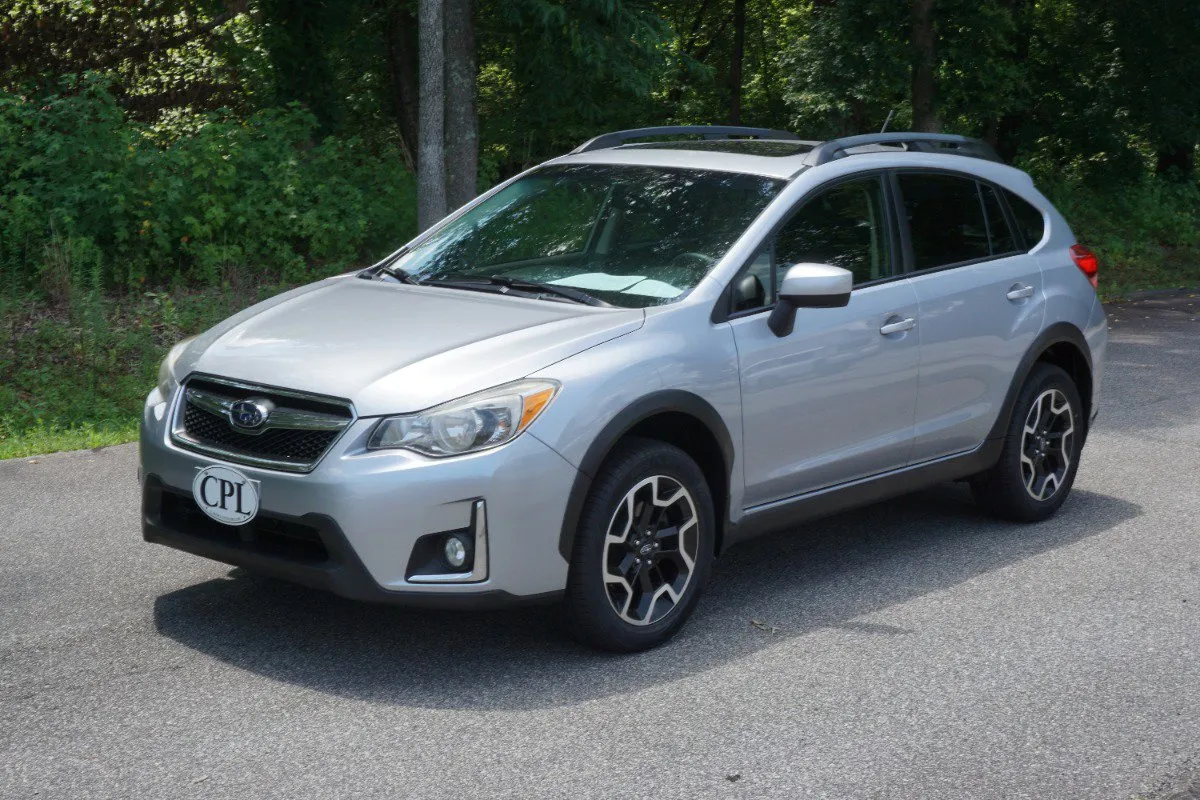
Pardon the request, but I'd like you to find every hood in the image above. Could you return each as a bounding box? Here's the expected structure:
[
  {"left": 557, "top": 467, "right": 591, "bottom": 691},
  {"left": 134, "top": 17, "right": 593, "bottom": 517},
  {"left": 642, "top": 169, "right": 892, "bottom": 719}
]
[{"left": 178, "top": 276, "right": 644, "bottom": 415}]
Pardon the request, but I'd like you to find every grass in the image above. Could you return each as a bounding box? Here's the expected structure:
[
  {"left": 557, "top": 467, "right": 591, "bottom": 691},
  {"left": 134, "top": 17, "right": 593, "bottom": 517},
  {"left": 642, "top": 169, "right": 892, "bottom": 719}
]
[
  {"left": 0, "top": 421, "right": 139, "bottom": 460},
  {"left": 1044, "top": 178, "right": 1200, "bottom": 298},
  {"left": 0, "top": 280, "right": 295, "bottom": 460}
]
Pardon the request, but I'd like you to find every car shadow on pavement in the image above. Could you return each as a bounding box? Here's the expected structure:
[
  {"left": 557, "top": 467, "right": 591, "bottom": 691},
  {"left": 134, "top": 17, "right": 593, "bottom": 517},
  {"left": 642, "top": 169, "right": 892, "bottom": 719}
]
[{"left": 153, "top": 485, "right": 1139, "bottom": 710}]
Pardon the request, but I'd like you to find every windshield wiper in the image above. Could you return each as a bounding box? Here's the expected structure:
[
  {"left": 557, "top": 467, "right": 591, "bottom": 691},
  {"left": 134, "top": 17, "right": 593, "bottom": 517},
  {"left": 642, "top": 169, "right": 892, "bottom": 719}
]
[
  {"left": 373, "top": 264, "right": 421, "bottom": 285},
  {"left": 425, "top": 276, "right": 608, "bottom": 307},
  {"left": 358, "top": 250, "right": 421, "bottom": 285},
  {"left": 484, "top": 276, "right": 608, "bottom": 306}
]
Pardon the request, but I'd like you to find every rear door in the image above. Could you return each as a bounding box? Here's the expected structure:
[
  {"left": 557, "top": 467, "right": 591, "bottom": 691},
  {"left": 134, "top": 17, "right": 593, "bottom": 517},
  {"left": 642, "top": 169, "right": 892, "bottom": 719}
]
[
  {"left": 895, "top": 171, "right": 1045, "bottom": 462},
  {"left": 729, "top": 174, "right": 921, "bottom": 507}
]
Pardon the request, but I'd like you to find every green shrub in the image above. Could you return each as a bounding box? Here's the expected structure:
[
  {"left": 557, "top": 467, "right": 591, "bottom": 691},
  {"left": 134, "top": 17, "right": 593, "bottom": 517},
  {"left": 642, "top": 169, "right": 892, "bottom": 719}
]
[
  {"left": 0, "top": 77, "right": 422, "bottom": 457},
  {"left": 1042, "top": 178, "right": 1200, "bottom": 298},
  {"left": 0, "top": 77, "right": 416, "bottom": 293}
]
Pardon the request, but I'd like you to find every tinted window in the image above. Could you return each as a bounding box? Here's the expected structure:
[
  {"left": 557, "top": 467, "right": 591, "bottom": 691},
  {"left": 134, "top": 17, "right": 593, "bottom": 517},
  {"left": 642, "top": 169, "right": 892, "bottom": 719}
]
[
  {"left": 1004, "top": 189, "right": 1046, "bottom": 250},
  {"left": 775, "top": 177, "right": 892, "bottom": 287},
  {"left": 898, "top": 173, "right": 990, "bottom": 269},
  {"left": 980, "top": 184, "right": 1018, "bottom": 255},
  {"left": 731, "top": 177, "right": 891, "bottom": 312}
]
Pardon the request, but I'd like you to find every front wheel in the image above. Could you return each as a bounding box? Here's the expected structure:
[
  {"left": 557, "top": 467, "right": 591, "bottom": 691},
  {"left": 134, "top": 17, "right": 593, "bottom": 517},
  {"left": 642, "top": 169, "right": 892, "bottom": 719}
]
[
  {"left": 971, "top": 363, "right": 1084, "bottom": 522},
  {"left": 564, "top": 438, "right": 715, "bottom": 652}
]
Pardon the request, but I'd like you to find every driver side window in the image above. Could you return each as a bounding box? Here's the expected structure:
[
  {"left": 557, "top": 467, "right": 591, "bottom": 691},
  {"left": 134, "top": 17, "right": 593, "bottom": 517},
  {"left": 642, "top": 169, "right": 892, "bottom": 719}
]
[{"left": 732, "top": 176, "right": 893, "bottom": 312}]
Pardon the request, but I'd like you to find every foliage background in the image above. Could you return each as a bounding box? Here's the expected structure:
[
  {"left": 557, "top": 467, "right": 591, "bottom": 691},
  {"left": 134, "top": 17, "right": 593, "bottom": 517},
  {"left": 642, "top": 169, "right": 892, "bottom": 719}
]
[{"left": 2, "top": 0, "right": 1200, "bottom": 456}]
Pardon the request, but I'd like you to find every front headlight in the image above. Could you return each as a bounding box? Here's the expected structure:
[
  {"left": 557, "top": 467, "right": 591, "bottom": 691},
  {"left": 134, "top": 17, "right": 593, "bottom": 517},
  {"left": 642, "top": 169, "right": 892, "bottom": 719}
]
[
  {"left": 367, "top": 379, "right": 559, "bottom": 457},
  {"left": 156, "top": 336, "right": 196, "bottom": 399}
]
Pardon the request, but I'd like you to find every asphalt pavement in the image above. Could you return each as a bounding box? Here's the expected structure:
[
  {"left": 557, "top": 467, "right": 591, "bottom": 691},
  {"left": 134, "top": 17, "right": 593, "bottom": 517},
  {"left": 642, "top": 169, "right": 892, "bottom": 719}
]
[{"left": 2, "top": 293, "right": 1198, "bottom": 799}]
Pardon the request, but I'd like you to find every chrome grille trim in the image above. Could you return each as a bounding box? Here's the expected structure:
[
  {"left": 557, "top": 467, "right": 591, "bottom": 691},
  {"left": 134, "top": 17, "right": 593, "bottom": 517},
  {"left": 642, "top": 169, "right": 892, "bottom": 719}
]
[
  {"left": 186, "top": 387, "right": 349, "bottom": 433},
  {"left": 169, "top": 374, "right": 356, "bottom": 474}
]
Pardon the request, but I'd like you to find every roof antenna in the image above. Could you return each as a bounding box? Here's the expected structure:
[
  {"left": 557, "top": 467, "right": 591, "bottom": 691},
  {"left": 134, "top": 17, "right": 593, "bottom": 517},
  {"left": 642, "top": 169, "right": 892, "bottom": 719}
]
[{"left": 880, "top": 109, "right": 895, "bottom": 133}]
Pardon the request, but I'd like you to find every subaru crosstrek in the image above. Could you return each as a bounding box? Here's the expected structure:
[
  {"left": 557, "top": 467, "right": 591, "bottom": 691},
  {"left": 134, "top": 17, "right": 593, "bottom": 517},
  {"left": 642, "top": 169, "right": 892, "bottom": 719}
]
[{"left": 141, "top": 127, "right": 1107, "bottom": 651}]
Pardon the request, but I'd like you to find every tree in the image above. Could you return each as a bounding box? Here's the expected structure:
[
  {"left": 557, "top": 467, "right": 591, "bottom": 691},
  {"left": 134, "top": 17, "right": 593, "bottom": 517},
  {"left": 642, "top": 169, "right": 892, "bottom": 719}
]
[
  {"left": 444, "top": 0, "right": 478, "bottom": 208},
  {"left": 1100, "top": 0, "right": 1200, "bottom": 178},
  {"left": 728, "top": 0, "right": 746, "bottom": 124},
  {"left": 258, "top": 0, "right": 345, "bottom": 135},
  {"left": 477, "top": 0, "right": 674, "bottom": 175},
  {"left": 910, "top": 0, "right": 939, "bottom": 131},
  {"left": 987, "top": 0, "right": 1035, "bottom": 160},
  {"left": 384, "top": 2, "right": 421, "bottom": 168},
  {"left": 417, "top": 0, "right": 447, "bottom": 231},
  {"left": 780, "top": 0, "right": 910, "bottom": 137},
  {"left": 0, "top": 0, "right": 252, "bottom": 120}
]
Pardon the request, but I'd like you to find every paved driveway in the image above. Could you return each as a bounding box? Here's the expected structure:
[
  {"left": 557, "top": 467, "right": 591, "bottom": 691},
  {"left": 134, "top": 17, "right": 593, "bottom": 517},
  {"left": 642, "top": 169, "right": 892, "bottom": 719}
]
[{"left": 2, "top": 294, "right": 1198, "bottom": 799}]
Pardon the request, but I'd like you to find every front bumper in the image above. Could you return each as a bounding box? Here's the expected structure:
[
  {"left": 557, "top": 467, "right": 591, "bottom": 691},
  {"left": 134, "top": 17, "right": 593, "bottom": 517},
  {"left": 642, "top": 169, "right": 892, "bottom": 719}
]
[{"left": 139, "top": 387, "right": 576, "bottom": 607}]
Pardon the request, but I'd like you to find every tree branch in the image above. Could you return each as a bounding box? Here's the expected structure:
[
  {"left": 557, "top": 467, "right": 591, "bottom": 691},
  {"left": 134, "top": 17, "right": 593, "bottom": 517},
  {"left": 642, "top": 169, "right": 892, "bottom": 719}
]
[{"left": 93, "top": 0, "right": 248, "bottom": 68}]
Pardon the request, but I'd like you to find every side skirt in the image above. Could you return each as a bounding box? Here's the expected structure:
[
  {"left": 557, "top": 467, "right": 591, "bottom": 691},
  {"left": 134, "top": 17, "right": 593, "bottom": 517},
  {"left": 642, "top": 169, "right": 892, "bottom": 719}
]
[{"left": 723, "top": 438, "right": 1003, "bottom": 551}]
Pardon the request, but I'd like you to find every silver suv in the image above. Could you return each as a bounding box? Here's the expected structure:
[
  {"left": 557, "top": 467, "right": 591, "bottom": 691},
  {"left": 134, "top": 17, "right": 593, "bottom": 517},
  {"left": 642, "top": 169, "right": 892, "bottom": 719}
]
[{"left": 141, "top": 127, "right": 1107, "bottom": 651}]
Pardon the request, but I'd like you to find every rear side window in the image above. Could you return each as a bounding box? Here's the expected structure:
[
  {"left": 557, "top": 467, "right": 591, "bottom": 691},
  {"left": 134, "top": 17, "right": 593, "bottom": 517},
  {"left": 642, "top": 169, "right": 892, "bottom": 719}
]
[
  {"left": 980, "top": 185, "right": 1019, "bottom": 255},
  {"left": 898, "top": 173, "right": 990, "bottom": 270},
  {"left": 1004, "top": 189, "right": 1046, "bottom": 250}
]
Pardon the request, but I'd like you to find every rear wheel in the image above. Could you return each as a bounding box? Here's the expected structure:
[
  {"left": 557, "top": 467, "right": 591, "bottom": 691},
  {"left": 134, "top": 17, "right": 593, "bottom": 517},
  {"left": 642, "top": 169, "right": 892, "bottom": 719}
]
[
  {"left": 564, "top": 438, "right": 715, "bottom": 652},
  {"left": 971, "top": 363, "right": 1083, "bottom": 522}
]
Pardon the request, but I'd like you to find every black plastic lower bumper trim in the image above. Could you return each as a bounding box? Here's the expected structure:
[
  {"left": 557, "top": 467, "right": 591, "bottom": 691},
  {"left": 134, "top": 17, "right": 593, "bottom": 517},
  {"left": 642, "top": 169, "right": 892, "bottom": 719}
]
[{"left": 141, "top": 475, "right": 561, "bottom": 609}]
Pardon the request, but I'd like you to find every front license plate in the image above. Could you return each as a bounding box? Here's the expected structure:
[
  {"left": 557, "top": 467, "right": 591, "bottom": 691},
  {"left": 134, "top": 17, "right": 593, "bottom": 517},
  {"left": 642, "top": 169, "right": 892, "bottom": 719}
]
[{"left": 192, "top": 465, "right": 260, "bottom": 526}]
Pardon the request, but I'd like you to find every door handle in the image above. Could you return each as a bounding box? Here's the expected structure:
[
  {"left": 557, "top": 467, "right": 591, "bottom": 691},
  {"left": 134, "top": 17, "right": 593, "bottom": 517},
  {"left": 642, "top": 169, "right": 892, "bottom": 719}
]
[
  {"left": 1006, "top": 283, "right": 1035, "bottom": 301},
  {"left": 879, "top": 317, "right": 917, "bottom": 336}
]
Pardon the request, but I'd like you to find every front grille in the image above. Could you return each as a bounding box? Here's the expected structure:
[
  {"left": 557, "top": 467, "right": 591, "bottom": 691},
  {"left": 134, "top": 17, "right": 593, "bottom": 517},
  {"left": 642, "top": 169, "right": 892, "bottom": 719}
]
[
  {"left": 183, "top": 404, "right": 338, "bottom": 463},
  {"left": 159, "top": 488, "right": 330, "bottom": 563},
  {"left": 171, "top": 375, "right": 354, "bottom": 472}
]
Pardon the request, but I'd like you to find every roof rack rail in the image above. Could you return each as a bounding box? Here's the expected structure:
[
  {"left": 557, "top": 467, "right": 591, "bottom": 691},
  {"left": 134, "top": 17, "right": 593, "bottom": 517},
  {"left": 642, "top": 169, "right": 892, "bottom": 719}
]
[
  {"left": 571, "top": 125, "right": 799, "bottom": 154},
  {"left": 808, "top": 132, "right": 1002, "bottom": 165}
]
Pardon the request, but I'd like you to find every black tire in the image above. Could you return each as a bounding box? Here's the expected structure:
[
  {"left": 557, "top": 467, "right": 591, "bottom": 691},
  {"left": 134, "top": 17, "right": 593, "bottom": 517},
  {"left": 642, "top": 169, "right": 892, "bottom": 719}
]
[
  {"left": 971, "top": 363, "right": 1084, "bottom": 522},
  {"left": 563, "top": 437, "right": 715, "bottom": 652}
]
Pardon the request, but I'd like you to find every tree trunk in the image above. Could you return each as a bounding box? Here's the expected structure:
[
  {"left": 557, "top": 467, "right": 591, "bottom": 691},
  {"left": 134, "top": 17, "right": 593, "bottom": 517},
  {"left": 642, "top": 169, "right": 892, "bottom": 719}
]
[
  {"left": 385, "top": 4, "right": 420, "bottom": 171},
  {"left": 910, "top": 0, "right": 939, "bottom": 132},
  {"left": 443, "top": 0, "right": 478, "bottom": 209},
  {"left": 417, "top": 0, "right": 447, "bottom": 231},
  {"left": 729, "top": 0, "right": 746, "bottom": 125}
]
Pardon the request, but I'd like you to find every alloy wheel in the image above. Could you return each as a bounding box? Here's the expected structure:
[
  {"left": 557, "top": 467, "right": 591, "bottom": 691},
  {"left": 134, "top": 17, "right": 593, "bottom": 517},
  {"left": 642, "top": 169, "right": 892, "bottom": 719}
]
[
  {"left": 602, "top": 475, "right": 699, "bottom": 626},
  {"left": 1020, "top": 388, "right": 1075, "bottom": 502}
]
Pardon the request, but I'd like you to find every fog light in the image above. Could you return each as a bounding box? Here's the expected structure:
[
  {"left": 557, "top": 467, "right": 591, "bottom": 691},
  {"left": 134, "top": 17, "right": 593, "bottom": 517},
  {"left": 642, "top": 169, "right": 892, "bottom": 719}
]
[
  {"left": 405, "top": 499, "right": 488, "bottom": 583},
  {"left": 443, "top": 535, "right": 469, "bottom": 569}
]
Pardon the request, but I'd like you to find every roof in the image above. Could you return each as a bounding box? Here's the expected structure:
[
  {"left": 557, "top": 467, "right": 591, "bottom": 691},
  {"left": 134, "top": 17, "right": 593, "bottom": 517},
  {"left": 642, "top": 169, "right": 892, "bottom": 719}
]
[
  {"left": 551, "top": 126, "right": 1008, "bottom": 181},
  {"left": 551, "top": 142, "right": 813, "bottom": 180}
]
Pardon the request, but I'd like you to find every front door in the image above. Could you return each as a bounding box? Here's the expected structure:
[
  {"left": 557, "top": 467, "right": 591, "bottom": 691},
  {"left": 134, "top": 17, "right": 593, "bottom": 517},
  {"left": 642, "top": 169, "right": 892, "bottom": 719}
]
[{"left": 729, "top": 175, "right": 921, "bottom": 508}]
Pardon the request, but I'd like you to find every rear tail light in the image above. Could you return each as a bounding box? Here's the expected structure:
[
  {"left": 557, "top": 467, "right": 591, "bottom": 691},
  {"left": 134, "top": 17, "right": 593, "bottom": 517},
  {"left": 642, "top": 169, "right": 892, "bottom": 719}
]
[{"left": 1070, "top": 244, "right": 1099, "bottom": 289}]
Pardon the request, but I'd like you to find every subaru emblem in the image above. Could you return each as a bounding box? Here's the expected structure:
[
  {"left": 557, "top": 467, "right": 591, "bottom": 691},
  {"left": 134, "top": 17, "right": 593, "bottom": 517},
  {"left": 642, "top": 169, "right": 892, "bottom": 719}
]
[{"left": 229, "top": 398, "right": 272, "bottom": 430}]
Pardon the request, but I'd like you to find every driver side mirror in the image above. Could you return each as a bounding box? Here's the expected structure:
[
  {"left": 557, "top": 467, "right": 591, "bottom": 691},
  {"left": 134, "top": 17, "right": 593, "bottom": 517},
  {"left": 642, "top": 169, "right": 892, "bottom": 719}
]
[{"left": 767, "top": 263, "right": 853, "bottom": 337}]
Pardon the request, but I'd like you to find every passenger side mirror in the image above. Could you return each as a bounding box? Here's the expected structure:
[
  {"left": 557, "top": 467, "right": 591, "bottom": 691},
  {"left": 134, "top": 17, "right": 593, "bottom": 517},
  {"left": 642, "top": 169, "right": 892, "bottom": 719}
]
[{"left": 768, "top": 263, "right": 853, "bottom": 337}]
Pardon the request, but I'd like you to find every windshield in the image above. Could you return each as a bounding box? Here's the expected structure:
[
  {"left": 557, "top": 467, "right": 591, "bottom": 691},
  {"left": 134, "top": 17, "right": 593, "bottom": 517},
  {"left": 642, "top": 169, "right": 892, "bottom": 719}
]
[{"left": 387, "top": 164, "right": 785, "bottom": 308}]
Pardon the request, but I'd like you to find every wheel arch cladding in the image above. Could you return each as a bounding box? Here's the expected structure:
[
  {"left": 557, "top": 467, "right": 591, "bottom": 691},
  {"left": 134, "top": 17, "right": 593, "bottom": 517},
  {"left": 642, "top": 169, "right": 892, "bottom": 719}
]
[
  {"left": 989, "top": 322, "right": 1094, "bottom": 445},
  {"left": 1036, "top": 340, "right": 1093, "bottom": 425},
  {"left": 557, "top": 390, "right": 734, "bottom": 561}
]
